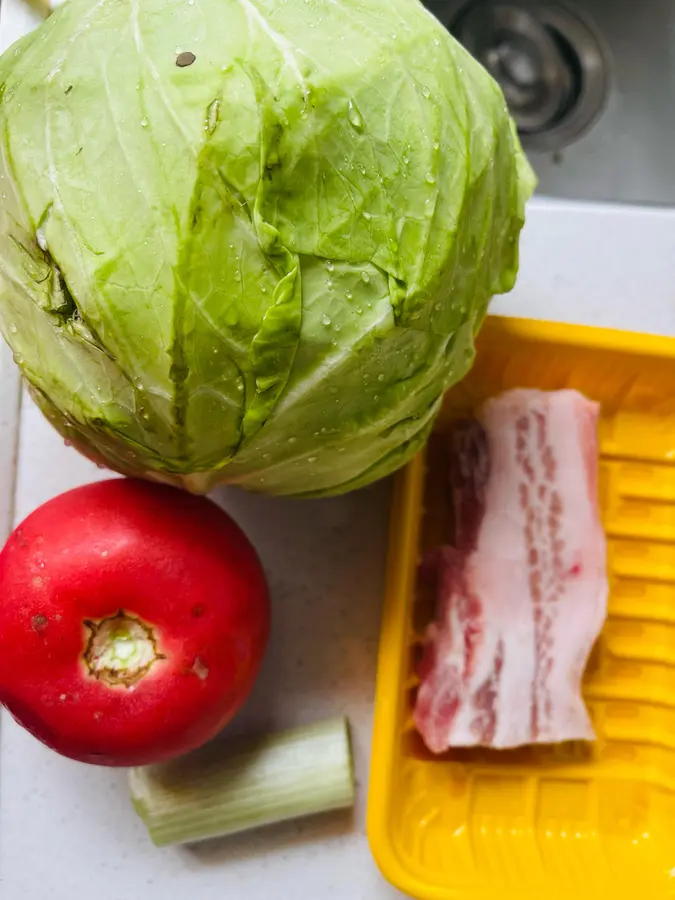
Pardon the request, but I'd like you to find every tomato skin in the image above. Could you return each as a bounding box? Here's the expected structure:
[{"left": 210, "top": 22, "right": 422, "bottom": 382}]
[{"left": 0, "top": 479, "right": 270, "bottom": 766}]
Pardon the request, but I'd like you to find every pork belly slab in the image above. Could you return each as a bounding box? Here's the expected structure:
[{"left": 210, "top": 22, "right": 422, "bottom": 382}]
[{"left": 415, "top": 390, "right": 608, "bottom": 752}]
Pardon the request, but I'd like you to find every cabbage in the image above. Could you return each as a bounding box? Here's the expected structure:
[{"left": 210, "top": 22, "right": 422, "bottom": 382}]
[{"left": 0, "top": 0, "right": 534, "bottom": 496}]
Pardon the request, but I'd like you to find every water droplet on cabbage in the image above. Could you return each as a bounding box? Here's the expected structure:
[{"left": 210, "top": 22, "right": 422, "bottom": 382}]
[
  {"left": 345, "top": 289, "right": 353, "bottom": 300},
  {"left": 322, "top": 314, "right": 331, "bottom": 326},
  {"left": 361, "top": 272, "right": 370, "bottom": 283},
  {"left": 288, "top": 436, "right": 297, "bottom": 444},
  {"left": 307, "top": 456, "right": 317, "bottom": 463},
  {"left": 347, "top": 100, "right": 363, "bottom": 131},
  {"left": 8, "top": 322, "right": 17, "bottom": 334},
  {"left": 377, "top": 373, "right": 384, "bottom": 382},
  {"left": 205, "top": 99, "right": 220, "bottom": 134},
  {"left": 140, "top": 117, "right": 149, "bottom": 128},
  {"left": 326, "top": 260, "right": 334, "bottom": 272},
  {"left": 425, "top": 173, "right": 436, "bottom": 184}
]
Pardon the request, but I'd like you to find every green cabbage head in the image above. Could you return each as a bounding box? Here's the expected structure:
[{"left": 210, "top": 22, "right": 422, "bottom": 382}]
[{"left": 0, "top": 0, "right": 534, "bottom": 496}]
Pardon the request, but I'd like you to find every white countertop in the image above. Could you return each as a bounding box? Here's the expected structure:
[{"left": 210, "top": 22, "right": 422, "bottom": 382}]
[{"left": 2, "top": 2, "right": 675, "bottom": 895}]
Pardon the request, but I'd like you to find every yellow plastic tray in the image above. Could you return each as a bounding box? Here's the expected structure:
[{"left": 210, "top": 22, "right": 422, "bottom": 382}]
[{"left": 368, "top": 315, "right": 675, "bottom": 900}]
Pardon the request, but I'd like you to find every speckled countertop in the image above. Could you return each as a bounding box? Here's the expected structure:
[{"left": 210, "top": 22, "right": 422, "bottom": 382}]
[{"left": 1, "top": 1, "right": 675, "bottom": 895}]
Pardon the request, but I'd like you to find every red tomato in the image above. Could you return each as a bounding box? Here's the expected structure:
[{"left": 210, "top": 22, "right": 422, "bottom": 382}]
[{"left": 0, "top": 479, "right": 270, "bottom": 766}]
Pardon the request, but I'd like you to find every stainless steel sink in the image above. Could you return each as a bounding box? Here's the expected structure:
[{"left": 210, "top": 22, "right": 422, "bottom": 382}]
[{"left": 426, "top": 0, "right": 675, "bottom": 206}]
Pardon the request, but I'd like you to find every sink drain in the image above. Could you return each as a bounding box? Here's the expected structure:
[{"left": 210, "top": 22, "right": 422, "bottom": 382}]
[{"left": 451, "top": 1, "right": 610, "bottom": 152}]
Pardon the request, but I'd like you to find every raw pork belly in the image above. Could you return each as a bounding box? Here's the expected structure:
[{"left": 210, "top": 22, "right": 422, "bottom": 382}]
[{"left": 415, "top": 389, "right": 608, "bottom": 752}]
